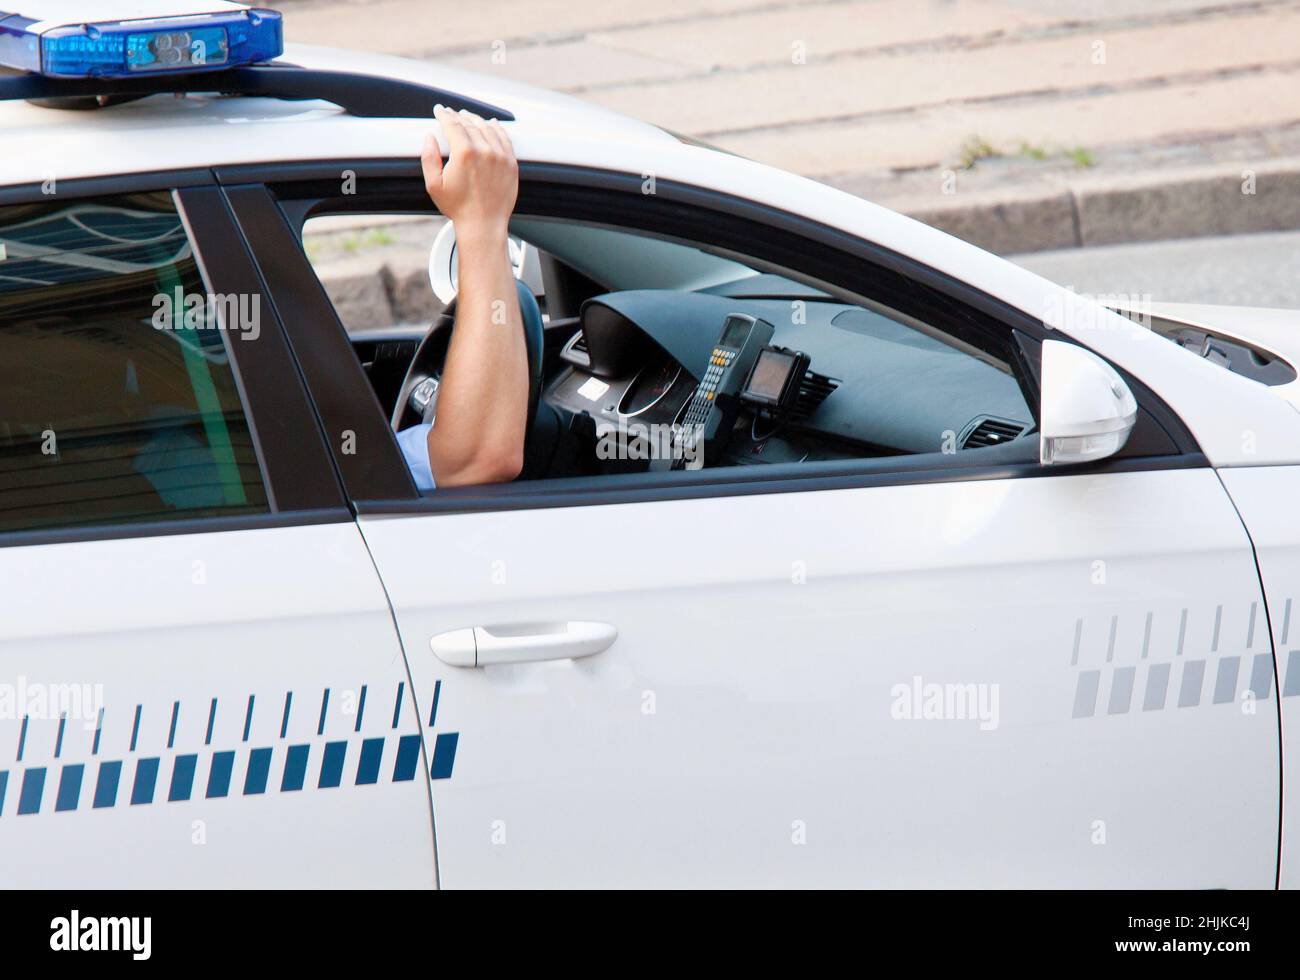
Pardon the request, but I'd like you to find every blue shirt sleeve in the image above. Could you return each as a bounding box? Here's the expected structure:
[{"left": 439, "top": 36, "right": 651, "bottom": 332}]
[{"left": 395, "top": 423, "right": 437, "bottom": 491}]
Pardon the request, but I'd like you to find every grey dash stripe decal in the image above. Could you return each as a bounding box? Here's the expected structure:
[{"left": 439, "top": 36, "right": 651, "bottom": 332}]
[
  {"left": 1284, "top": 650, "right": 1300, "bottom": 698},
  {"left": 1143, "top": 663, "right": 1171, "bottom": 711},
  {"left": 1213, "top": 656, "right": 1240, "bottom": 705},
  {"left": 1072, "top": 670, "right": 1100, "bottom": 719},
  {"left": 1249, "top": 653, "right": 1273, "bottom": 701},
  {"left": 1179, "top": 659, "right": 1206, "bottom": 707},
  {"left": 1108, "top": 667, "right": 1135, "bottom": 715}
]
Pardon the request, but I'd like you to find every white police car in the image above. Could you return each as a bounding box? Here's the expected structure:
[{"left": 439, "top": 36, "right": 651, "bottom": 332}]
[{"left": 3, "top": 1, "right": 1300, "bottom": 889}]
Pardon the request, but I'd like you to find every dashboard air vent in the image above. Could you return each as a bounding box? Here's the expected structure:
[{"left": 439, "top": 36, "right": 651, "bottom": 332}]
[
  {"left": 790, "top": 371, "right": 839, "bottom": 421},
  {"left": 962, "top": 417, "right": 1025, "bottom": 449}
]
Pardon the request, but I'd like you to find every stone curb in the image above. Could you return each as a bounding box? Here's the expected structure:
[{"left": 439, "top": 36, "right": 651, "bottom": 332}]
[{"left": 894, "top": 157, "right": 1300, "bottom": 255}]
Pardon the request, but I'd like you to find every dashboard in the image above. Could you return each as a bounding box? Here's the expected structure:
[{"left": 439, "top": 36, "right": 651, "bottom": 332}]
[{"left": 540, "top": 288, "right": 1036, "bottom": 471}]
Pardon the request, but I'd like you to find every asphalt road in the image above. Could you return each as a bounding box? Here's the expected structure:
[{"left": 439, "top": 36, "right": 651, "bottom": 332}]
[{"left": 1012, "top": 231, "right": 1300, "bottom": 310}]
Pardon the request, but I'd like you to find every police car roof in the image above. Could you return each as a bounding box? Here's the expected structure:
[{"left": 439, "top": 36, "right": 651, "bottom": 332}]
[{"left": 0, "top": 43, "right": 675, "bottom": 187}]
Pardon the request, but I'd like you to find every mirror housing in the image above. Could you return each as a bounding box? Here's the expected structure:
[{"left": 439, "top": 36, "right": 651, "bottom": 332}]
[{"left": 1039, "top": 340, "right": 1138, "bottom": 465}]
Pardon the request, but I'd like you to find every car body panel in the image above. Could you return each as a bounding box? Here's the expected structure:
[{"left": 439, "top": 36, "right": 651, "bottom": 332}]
[
  {"left": 360, "top": 467, "right": 1275, "bottom": 888},
  {"left": 1217, "top": 465, "right": 1300, "bottom": 890},
  {"left": 0, "top": 521, "right": 437, "bottom": 887},
  {"left": 1108, "top": 300, "right": 1300, "bottom": 411}
]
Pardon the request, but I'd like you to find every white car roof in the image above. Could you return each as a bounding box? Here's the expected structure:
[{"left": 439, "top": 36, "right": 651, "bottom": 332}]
[{"left": 0, "top": 43, "right": 674, "bottom": 187}]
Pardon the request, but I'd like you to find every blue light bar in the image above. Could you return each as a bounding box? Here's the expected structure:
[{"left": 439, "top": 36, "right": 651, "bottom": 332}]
[{"left": 0, "top": 5, "right": 283, "bottom": 78}]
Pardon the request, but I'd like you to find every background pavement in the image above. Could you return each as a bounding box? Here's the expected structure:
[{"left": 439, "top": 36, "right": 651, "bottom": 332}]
[
  {"left": 281, "top": 0, "right": 1300, "bottom": 255},
  {"left": 1013, "top": 229, "right": 1300, "bottom": 307}
]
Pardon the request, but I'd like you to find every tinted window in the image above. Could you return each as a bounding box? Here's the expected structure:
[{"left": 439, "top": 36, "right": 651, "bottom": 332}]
[{"left": 0, "top": 193, "right": 268, "bottom": 532}]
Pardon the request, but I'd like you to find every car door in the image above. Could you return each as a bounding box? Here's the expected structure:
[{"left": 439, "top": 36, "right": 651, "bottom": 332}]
[
  {"left": 358, "top": 463, "right": 1273, "bottom": 888},
  {"left": 0, "top": 179, "right": 435, "bottom": 887},
  {"left": 245, "top": 167, "right": 1277, "bottom": 888}
]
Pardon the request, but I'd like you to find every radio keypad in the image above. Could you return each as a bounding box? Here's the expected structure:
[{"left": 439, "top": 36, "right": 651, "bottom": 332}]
[{"left": 682, "top": 346, "right": 736, "bottom": 428}]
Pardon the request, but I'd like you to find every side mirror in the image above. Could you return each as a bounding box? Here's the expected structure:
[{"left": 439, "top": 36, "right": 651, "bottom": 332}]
[{"left": 1039, "top": 340, "right": 1137, "bottom": 465}]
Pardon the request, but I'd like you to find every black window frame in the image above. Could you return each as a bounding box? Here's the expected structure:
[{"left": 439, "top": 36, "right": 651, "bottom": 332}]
[
  {"left": 0, "top": 170, "right": 350, "bottom": 548},
  {"left": 219, "top": 158, "right": 1205, "bottom": 519}
]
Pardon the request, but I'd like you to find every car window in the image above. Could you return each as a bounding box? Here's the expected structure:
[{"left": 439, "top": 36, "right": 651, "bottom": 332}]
[
  {"left": 302, "top": 213, "right": 445, "bottom": 332},
  {"left": 516, "top": 218, "right": 1035, "bottom": 460},
  {"left": 298, "top": 214, "right": 445, "bottom": 420},
  {"left": 0, "top": 193, "right": 269, "bottom": 533},
  {"left": 290, "top": 200, "right": 1036, "bottom": 493}
]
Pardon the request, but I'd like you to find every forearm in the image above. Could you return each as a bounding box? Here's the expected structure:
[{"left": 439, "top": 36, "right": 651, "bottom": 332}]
[{"left": 425, "top": 228, "right": 529, "bottom": 486}]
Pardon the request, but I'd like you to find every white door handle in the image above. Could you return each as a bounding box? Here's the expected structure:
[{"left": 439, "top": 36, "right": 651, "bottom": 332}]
[{"left": 430, "top": 621, "right": 617, "bottom": 667}]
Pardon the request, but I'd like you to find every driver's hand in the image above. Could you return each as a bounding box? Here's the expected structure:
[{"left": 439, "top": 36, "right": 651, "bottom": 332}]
[{"left": 422, "top": 107, "right": 518, "bottom": 245}]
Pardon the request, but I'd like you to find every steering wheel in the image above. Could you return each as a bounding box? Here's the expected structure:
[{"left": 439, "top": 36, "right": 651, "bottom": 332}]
[{"left": 391, "top": 279, "right": 546, "bottom": 437}]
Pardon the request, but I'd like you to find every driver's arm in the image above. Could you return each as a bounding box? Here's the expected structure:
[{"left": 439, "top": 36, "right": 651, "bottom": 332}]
[{"left": 419, "top": 107, "right": 529, "bottom": 488}]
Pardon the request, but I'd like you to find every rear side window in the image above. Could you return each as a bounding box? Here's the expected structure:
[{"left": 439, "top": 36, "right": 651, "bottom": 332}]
[{"left": 0, "top": 193, "right": 268, "bottom": 533}]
